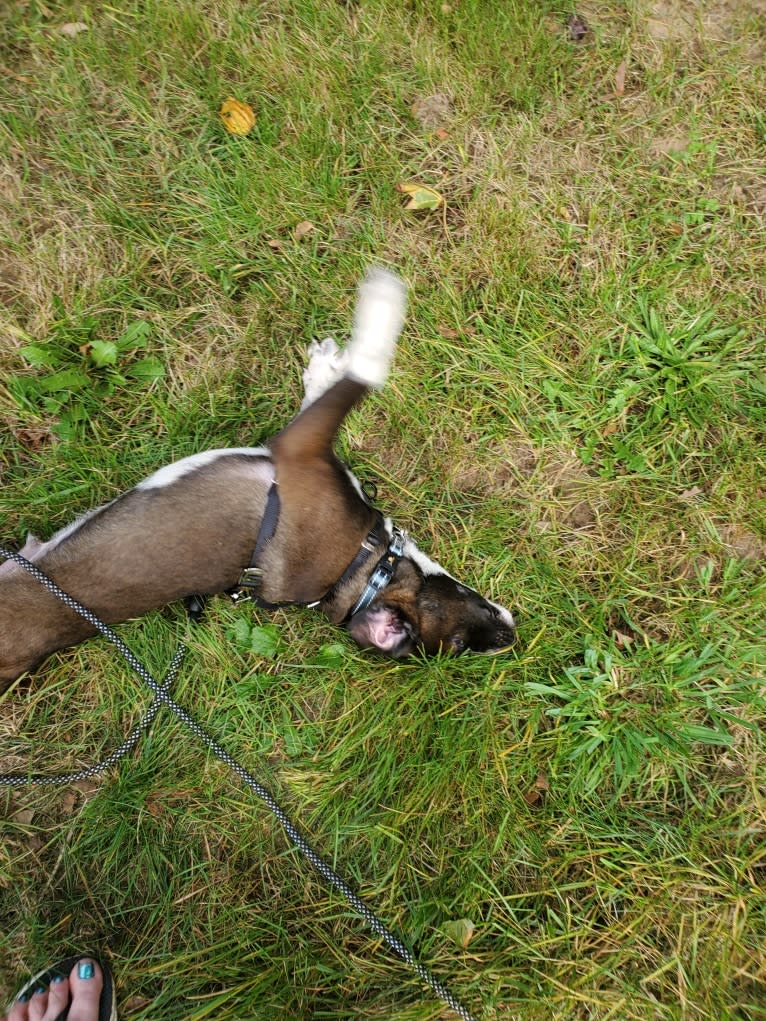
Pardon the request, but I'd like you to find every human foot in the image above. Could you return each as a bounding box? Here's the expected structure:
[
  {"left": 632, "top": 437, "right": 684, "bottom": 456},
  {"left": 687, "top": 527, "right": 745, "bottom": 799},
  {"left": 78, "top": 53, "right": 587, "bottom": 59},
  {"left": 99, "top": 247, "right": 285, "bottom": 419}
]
[{"left": 3, "top": 957, "right": 115, "bottom": 1021}]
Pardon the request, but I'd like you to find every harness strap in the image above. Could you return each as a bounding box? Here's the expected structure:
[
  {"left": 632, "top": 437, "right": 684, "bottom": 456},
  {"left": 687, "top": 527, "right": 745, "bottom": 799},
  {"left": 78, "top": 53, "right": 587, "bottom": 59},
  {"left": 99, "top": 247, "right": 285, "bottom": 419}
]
[
  {"left": 229, "top": 481, "right": 283, "bottom": 607},
  {"left": 228, "top": 483, "right": 395, "bottom": 616},
  {"left": 345, "top": 527, "right": 407, "bottom": 621},
  {"left": 317, "top": 514, "right": 385, "bottom": 609}
]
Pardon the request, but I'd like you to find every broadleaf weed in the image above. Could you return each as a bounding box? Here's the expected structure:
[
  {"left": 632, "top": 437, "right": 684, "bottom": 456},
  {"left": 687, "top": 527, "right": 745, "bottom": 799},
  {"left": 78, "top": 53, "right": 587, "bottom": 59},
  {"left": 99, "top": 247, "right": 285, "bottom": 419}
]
[{"left": 8, "top": 312, "right": 164, "bottom": 440}]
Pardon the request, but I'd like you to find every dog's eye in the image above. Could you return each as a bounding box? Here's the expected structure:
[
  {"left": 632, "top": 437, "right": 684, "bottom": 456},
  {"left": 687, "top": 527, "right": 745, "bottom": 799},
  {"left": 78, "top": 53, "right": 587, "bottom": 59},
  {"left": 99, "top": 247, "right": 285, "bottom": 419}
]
[{"left": 450, "top": 634, "right": 466, "bottom": 653}]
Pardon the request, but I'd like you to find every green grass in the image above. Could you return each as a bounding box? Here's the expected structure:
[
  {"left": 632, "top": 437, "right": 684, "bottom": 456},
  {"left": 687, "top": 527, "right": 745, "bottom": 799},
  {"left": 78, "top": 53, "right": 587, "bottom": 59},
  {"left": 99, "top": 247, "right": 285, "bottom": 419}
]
[{"left": 1, "top": 0, "right": 765, "bottom": 1017}]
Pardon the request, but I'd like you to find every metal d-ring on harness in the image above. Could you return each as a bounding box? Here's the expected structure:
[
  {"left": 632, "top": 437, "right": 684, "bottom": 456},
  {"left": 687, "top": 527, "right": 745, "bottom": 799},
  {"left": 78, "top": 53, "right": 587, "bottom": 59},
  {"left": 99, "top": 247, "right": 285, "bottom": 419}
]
[{"left": 0, "top": 543, "right": 479, "bottom": 1021}]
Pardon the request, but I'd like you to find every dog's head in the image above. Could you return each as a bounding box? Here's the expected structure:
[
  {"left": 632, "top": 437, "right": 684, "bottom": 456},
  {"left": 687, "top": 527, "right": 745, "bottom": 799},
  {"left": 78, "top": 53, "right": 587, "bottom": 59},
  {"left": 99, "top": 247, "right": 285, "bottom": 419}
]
[{"left": 346, "top": 552, "right": 515, "bottom": 658}]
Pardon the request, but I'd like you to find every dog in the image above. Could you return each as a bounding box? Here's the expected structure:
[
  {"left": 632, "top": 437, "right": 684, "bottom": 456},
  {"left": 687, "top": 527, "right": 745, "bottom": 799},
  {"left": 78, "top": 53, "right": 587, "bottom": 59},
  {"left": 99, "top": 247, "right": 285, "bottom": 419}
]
[{"left": 0, "top": 269, "right": 515, "bottom": 687}]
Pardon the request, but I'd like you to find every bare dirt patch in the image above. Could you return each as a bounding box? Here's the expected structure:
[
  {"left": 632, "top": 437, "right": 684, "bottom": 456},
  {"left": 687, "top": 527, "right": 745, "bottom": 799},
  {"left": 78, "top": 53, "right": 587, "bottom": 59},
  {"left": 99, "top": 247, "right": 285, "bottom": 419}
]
[
  {"left": 410, "top": 92, "right": 453, "bottom": 133},
  {"left": 535, "top": 450, "right": 604, "bottom": 534},
  {"left": 448, "top": 432, "right": 538, "bottom": 496},
  {"left": 711, "top": 173, "right": 766, "bottom": 215},
  {"left": 449, "top": 437, "right": 610, "bottom": 543},
  {"left": 645, "top": 0, "right": 697, "bottom": 44},
  {"left": 718, "top": 523, "right": 766, "bottom": 562},
  {"left": 644, "top": 0, "right": 766, "bottom": 51}
]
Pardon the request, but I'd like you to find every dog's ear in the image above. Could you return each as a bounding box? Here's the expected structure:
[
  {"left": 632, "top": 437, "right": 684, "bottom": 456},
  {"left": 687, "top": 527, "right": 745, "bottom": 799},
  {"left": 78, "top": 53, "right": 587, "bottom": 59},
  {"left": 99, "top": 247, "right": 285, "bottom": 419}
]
[{"left": 347, "top": 604, "right": 417, "bottom": 657}]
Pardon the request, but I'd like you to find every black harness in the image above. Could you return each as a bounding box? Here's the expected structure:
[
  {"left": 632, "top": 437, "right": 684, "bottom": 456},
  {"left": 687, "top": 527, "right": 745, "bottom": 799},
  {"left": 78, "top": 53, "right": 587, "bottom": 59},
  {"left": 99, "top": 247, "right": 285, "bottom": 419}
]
[{"left": 228, "top": 481, "right": 406, "bottom": 619}]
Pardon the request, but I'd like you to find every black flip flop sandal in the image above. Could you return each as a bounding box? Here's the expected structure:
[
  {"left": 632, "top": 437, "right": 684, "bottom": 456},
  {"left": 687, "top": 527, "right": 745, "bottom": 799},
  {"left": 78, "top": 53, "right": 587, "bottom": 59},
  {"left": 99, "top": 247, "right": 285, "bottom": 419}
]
[{"left": 7, "top": 955, "right": 116, "bottom": 1021}]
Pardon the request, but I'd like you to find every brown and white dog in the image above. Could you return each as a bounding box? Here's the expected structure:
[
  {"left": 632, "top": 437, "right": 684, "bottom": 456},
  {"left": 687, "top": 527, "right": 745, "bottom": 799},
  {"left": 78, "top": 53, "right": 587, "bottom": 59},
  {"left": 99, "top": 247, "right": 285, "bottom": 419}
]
[{"left": 0, "top": 269, "right": 514, "bottom": 687}]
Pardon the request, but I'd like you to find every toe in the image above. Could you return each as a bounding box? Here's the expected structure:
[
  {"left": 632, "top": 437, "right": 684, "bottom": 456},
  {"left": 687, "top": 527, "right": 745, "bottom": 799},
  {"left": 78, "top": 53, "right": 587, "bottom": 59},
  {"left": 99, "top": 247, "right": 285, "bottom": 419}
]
[
  {"left": 5, "top": 995, "right": 30, "bottom": 1021},
  {"left": 26, "top": 987, "right": 47, "bottom": 1021},
  {"left": 66, "top": 960, "right": 103, "bottom": 1021},
  {"left": 42, "top": 975, "right": 69, "bottom": 1021}
]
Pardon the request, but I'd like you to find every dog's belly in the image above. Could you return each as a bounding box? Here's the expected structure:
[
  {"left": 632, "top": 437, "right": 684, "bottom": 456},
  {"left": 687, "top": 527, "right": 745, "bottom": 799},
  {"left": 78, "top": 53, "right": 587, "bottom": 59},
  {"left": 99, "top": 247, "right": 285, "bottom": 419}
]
[{"left": 0, "top": 451, "right": 275, "bottom": 684}]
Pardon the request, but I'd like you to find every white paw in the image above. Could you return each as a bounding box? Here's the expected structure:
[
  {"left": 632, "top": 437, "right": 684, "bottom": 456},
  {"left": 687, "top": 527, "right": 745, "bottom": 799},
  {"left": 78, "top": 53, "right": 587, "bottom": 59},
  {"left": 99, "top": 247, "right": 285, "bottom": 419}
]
[
  {"left": 301, "top": 336, "right": 347, "bottom": 409},
  {"left": 346, "top": 267, "right": 407, "bottom": 389}
]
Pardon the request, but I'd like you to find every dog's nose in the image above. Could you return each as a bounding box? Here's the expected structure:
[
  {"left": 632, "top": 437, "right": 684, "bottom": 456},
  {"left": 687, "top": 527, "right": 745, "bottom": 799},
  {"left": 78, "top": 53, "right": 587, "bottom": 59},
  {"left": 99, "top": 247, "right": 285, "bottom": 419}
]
[{"left": 491, "top": 627, "right": 516, "bottom": 653}]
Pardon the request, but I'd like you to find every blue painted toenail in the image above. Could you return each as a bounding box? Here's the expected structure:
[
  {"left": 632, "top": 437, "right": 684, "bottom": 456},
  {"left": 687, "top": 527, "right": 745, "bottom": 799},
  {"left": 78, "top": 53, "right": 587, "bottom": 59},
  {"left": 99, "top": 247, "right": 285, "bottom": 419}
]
[
  {"left": 53, "top": 975, "right": 66, "bottom": 983},
  {"left": 17, "top": 992, "right": 29, "bottom": 1003},
  {"left": 78, "top": 961, "right": 95, "bottom": 980},
  {"left": 34, "top": 985, "right": 46, "bottom": 994}
]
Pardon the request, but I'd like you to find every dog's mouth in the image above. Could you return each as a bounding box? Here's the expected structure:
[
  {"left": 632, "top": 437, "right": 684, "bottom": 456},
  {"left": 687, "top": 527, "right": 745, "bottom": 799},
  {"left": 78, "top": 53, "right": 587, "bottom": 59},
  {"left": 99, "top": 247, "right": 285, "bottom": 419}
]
[{"left": 346, "top": 604, "right": 416, "bottom": 657}]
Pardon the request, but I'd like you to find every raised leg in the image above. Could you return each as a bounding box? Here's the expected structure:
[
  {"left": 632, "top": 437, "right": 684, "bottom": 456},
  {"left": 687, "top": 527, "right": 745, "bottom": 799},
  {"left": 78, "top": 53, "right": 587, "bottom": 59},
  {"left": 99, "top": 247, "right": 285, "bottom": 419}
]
[
  {"left": 275, "top": 267, "right": 406, "bottom": 462},
  {"left": 301, "top": 337, "right": 346, "bottom": 410},
  {"left": 263, "top": 268, "right": 406, "bottom": 602}
]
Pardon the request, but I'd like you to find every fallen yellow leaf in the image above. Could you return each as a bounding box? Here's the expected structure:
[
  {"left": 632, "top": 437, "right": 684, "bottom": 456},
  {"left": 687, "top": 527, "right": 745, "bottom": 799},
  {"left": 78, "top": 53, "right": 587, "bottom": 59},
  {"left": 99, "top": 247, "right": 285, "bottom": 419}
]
[
  {"left": 397, "top": 182, "right": 444, "bottom": 211},
  {"left": 442, "top": 918, "right": 476, "bottom": 948},
  {"left": 219, "top": 97, "right": 255, "bottom": 136}
]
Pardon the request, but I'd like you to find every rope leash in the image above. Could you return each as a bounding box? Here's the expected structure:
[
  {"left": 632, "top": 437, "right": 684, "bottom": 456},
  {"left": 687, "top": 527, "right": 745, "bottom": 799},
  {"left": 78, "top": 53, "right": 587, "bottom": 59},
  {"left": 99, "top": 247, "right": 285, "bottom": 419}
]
[{"left": 0, "top": 545, "right": 479, "bottom": 1021}]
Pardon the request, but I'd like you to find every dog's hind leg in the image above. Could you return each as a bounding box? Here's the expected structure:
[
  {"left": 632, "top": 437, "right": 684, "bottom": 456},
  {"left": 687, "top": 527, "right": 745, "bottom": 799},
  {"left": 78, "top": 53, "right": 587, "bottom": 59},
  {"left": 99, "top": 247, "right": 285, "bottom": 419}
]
[
  {"left": 300, "top": 267, "right": 405, "bottom": 408},
  {"left": 275, "top": 268, "right": 406, "bottom": 462},
  {"left": 261, "top": 268, "right": 406, "bottom": 601}
]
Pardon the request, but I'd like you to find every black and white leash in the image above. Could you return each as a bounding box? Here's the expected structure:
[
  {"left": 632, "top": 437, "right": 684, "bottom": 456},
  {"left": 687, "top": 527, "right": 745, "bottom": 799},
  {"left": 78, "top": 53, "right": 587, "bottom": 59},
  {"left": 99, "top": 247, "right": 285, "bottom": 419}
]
[{"left": 0, "top": 545, "right": 479, "bottom": 1021}]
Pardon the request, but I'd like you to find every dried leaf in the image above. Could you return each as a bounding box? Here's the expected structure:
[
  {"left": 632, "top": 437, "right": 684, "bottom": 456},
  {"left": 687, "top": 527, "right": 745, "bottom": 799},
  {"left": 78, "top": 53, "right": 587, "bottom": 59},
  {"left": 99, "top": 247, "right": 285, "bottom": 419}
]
[
  {"left": 146, "top": 794, "right": 164, "bottom": 818},
  {"left": 14, "top": 426, "right": 53, "bottom": 450},
  {"left": 123, "top": 996, "right": 152, "bottom": 1015},
  {"left": 442, "top": 918, "right": 476, "bottom": 948},
  {"left": 294, "top": 220, "right": 316, "bottom": 240},
  {"left": 437, "top": 324, "right": 476, "bottom": 339},
  {"left": 680, "top": 486, "right": 704, "bottom": 503},
  {"left": 613, "top": 629, "right": 634, "bottom": 649},
  {"left": 61, "top": 790, "right": 78, "bottom": 815},
  {"left": 59, "top": 22, "right": 89, "bottom": 37},
  {"left": 567, "top": 14, "right": 589, "bottom": 42},
  {"left": 11, "top": 809, "right": 35, "bottom": 825},
  {"left": 397, "top": 182, "right": 444, "bottom": 211},
  {"left": 266, "top": 238, "right": 284, "bottom": 251},
  {"left": 435, "top": 127, "right": 450, "bottom": 140},
  {"left": 219, "top": 97, "right": 255, "bottom": 136},
  {"left": 71, "top": 778, "right": 100, "bottom": 796},
  {"left": 524, "top": 771, "right": 549, "bottom": 806},
  {"left": 614, "top": 59, "right": 628, "bottom": 96}
]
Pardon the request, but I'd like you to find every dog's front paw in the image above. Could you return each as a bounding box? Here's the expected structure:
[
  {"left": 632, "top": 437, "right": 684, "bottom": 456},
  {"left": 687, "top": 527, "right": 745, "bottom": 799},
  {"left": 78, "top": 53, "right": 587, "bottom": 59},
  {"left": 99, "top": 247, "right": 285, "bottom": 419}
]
[
  {"left": 301, "top": 336, "right": 346, "bottom": 409},
  {"left": 346, "top": 267, "right": 407, "bottom": 389}
]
